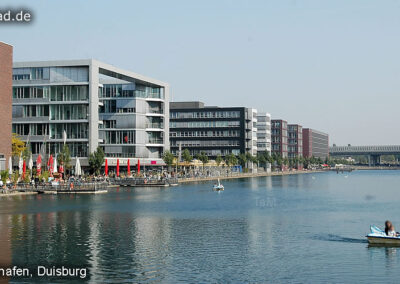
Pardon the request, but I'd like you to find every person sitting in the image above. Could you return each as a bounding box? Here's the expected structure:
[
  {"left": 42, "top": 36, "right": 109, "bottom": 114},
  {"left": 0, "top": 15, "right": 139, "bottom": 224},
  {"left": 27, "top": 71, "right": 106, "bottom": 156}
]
[{"left": 385, "top": 220, "right": 399, "bottom": 237}]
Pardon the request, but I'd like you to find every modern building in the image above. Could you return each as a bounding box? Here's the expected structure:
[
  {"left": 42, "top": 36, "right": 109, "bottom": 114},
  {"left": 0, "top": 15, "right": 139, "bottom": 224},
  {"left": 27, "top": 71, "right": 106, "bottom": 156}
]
[
  {"left": 256, "top": 112, "right": 271, "bottom": 155},
  {"left": 0, "top": 42, "right": 13, "bottom": 171},
  {"left": 288, "top": 124, "right": 303, "bottom": 169},
  {"left": 287, "top": 124, "right": 303, "bottom": 159},
  {"left": 12, "top": 59, "right": 169, "bottom": 168},
  {"left": 271, "top": 119, "right": 288, "bottom": 158},
  {"left": 302, "top": 128, "right": 329, "bottom": 159},
  {"left": 169, "top": 101, "right": 257, "bottom": 158}
]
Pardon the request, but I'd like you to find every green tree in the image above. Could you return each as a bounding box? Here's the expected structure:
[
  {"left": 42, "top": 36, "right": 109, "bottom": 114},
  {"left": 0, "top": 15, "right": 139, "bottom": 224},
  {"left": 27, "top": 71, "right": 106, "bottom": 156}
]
[
  {"left": 0, "top": 170, "right": 8, "bottom": 184},
  {"left": 195, "top": 151, "right": 209, "bottom": 169},
  {"left": 182, "top": 149, "right": 193, "bottom": 164},
  {"left": 57, "top": 144, "right": 71, "bottom": 174},
  {"left": 224, "top": 153, "right": 237, "bottom": 167},
  {"left": 257, "top": 153, "right": 266, "bottom": 169},
  {"left": 216, "top": 155, "right": 223, "bottom": 167},
  {"left": 12, "top": 133, "right": 26, "bottom": 157},
  {"left": 238, "top": 153, "right": 247, "bottom": 168},
  {"left": 88, "top": 147, "right": 105, "bottom": 175},
  {"left": 163, "top": 151, "right": 175, "bottom": 169}
]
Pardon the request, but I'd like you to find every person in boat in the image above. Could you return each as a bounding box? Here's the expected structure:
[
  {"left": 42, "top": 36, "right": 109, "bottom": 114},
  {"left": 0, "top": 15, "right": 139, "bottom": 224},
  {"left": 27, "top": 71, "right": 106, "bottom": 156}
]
[{"left": 385, "top": 220, "right": 399, "bottom": 237}]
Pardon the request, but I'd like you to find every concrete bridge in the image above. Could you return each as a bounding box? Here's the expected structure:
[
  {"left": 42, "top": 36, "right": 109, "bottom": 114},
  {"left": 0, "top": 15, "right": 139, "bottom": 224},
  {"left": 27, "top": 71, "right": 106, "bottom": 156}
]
[{"left": 329, "top": 145, "right": 400, "bottom": 166}]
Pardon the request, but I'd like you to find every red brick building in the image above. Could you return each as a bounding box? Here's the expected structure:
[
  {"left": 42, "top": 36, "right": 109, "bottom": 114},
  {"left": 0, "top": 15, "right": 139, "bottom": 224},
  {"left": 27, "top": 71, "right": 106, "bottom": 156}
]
[{"left": 0, "top": 42, "right": 13, "bottom": 169}]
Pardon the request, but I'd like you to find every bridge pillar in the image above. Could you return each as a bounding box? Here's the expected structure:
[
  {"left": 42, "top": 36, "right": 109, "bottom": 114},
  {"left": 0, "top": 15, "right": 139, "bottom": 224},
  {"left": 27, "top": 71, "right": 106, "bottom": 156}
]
[{"left": 369, "top": 154, "right": 381, "bottom": 166}]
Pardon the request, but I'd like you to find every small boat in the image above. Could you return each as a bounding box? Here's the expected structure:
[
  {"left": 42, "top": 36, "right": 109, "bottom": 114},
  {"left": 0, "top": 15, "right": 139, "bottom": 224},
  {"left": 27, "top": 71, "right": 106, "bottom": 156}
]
[
  {"left": 213, "top": 179, "right": 224, "bottom": 191},
  {"left": 366, "top": 225, "right": 400, "bottom": 245}
]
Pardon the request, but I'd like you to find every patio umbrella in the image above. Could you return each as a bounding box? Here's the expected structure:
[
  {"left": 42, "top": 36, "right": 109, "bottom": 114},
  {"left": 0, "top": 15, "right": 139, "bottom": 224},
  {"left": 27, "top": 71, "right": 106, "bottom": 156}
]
[
  {"left": 18, "top": 154, "right": 23, "bottom": 175},
  {"left": 8, "top": 156, "right": 12, "bottom": 175},
  {"left": 116, "top": 159, "right": 120, "bottom": 177},
  {"left": 48, "top": 155, "right": 54, "bottom": 174},
  {"left": 105, "top": 159, "right": 108, "bottom": 176},
  {"left": 22, "top": 160, "right": 26, "bottom": 179},
  {"left": 53, "top": 155, "right": 58, "bottom": 173},
  {"left": 36, "top": 154, "right": 42, "bottom": 176},
  {"left": 28, "top": 154, "right": 33, "bottom": 171},
  {"left": 75, "top": 158, "right": 82, "bottom": 176},
  {"left": 137, "top": 159, "right": 140, "bottom": 174},
  {"left": 127, "top": 159, "right": 131, "bottom": 176}
]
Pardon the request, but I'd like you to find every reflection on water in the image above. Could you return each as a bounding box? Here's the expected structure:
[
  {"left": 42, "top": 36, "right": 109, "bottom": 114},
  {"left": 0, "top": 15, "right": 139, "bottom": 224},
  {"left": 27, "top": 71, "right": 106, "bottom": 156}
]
[{"left": 1, "top": 171, "right": 400, "bottom": 282}]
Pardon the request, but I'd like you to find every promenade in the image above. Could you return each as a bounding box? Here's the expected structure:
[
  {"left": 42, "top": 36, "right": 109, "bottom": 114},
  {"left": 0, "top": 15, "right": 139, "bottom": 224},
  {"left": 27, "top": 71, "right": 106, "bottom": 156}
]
[{"left": 178, "top": 169, "right": 324, "bottom": 183}]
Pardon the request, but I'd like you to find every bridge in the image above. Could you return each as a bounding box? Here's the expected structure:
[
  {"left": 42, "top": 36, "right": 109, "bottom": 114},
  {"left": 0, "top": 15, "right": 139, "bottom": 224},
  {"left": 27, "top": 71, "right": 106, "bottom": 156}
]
[{"left": 329, "top": 145, "right": 400, "bottom": 166}]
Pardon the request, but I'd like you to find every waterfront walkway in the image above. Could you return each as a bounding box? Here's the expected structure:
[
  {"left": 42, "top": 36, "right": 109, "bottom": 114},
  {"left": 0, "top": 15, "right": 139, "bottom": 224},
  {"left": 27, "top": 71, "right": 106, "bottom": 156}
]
[{"left": 178, "top": 169, "right": 324, "bottom": 183}]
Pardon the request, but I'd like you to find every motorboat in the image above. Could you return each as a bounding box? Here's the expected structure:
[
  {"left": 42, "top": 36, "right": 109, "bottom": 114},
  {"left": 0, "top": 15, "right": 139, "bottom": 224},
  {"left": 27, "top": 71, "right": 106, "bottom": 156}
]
[
  {"left": 366, "top": 225, "right": 400, "bottom": 245},
  {"left": 213, "top": 179, "right": 224, "bottom": 191}
]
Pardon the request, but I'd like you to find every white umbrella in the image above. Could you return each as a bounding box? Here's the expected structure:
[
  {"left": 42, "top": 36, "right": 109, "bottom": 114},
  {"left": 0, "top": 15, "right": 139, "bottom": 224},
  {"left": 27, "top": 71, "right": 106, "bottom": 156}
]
[
  {"left": 18, "top": 154, "right": 23, "bottom": 175},
  {"left": 28, "top": 154, "right": 33, "bottom": 170},
  {"left": 8, "top": 156, "right": 12, "bottom": 175},
  {"left": 53, "top": 155, "right": 58, "bottom": 173},
  {"left": 75, "top": 158, "right": 81, "bottom": 176}
]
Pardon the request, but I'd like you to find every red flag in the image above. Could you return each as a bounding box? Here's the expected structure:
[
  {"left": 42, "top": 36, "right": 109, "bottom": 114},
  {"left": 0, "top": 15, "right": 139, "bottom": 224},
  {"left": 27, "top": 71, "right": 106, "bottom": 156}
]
[
  {"left": 137, "top": 159, "right": 140, "bottom": 174},
  {"left": 105, "top": 159, "right": 108, "bottom": 176},
  {"left": 22, "top": 160, "right": 26, "bottom": 179},
  {"left": 116, "top": 159, "right": 120, "bottom": 177},
  {"left": 127, "top": 159, "right": 131, "bottom": 176},
  {"left": 36, "top": 155, "right": 42, "bottom": 175}
]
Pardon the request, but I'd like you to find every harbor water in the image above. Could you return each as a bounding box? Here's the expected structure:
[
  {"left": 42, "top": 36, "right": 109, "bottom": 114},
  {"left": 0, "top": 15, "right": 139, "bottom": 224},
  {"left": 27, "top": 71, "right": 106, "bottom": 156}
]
[{"left": 1, "top": 170, "right": 400, "bottom": 283}]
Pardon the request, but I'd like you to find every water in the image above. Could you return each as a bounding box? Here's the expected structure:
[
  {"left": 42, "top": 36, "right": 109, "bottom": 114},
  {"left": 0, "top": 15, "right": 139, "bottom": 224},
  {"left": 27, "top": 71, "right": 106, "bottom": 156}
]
[{"left": 1, "top": 170, "right": 400, "bottom": 283}]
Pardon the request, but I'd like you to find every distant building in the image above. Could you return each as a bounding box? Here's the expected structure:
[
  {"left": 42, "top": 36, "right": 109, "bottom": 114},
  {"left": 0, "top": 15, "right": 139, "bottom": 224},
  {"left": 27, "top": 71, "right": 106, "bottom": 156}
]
[
  {"left": 256, "top": 112, "right": 271, "bottom": 155},
  {"left": 169, "top": 101, "right": 257, "bottom": 158},
  {"left": 288, "top": 124, "right": 303, "bottom": 169},
  {"left": 302, "top": 128, "right": 329, "bottom": 159},
  {"left": 0, "top": 42, "right": 13, "bottom": 171},
  {"left": 271, "top": 119, "right": 288, "bottom": 158},
  {"left": 12, "top": 59, "right": 169, "bottom": 167},
  {"left": 287, "top": 124, "right": 303, "bottom": 159}
]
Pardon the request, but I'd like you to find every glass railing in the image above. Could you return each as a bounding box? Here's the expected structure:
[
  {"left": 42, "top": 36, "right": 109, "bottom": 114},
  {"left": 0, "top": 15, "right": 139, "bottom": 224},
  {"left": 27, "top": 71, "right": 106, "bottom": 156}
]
[
  {"left": 146, "top": 123, "right": 164, "bottom": 128},
  {"left": 147, "top": 139, "right": 164, "bottom": 144}
]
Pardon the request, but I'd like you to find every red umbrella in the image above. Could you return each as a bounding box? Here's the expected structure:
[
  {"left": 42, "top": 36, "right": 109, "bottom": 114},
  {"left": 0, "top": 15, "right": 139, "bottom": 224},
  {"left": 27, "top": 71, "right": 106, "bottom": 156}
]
[
  {"left": 137, "top": 159, "right": 140, "bottom": 174},
  {"left": 116, "top": 159, "right": 120, "bottom": 177},
  {"left": 48, "top": 155, "right": 54, "bottom": 174},
  {"left": 22, "top": 160, "right": 26, "bottom": 179},
  {"left": 105, "top": 159, "right": 108, "bottom": 176},
  {"left": 36, "top": 155, "right": 42, "bottom": 175},
  {"left": 127, "top": 159, "right": 131, "bottom": 176}
]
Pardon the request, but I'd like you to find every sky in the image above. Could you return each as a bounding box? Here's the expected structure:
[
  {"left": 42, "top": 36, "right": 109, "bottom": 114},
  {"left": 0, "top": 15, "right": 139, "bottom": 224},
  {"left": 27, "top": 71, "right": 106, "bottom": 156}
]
[{"left": 2, "top": 0, "right": 400, "bottom": 146}]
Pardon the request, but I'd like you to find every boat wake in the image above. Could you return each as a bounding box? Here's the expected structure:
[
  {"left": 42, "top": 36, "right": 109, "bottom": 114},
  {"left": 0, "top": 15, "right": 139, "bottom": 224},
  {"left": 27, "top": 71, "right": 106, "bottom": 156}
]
[{"left": 313, "top": 234, "right": 367, "bottom": 244}]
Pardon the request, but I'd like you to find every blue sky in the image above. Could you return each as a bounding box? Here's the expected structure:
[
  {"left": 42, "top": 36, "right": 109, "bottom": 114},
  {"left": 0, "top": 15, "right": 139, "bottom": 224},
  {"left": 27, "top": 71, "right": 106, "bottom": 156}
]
[{"left": 2, "top": 0, "right": 400, "bottom": 145}]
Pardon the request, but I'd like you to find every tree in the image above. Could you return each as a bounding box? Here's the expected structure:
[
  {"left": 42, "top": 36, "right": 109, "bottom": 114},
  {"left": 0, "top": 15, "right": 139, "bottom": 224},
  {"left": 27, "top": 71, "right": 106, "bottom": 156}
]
[
  {"left": 58, "top": 144, "right": 71, "bottom": 174},
  {"left": 224, "top": 153, "right": 237, "bottom": 167},
  {"left": 257, "top": 153, "right": 266, "bottom": 169},
  {"left": 216, "top": 155, "right": 223, "bottom": 167},
  {"left": 238, "top": 153, "right": 247, "bottom": 168},
  {"left": 88, "top": 147, "right": 105, "bottom": 175},
  {"left": 182, "top": 149, "right": 193, "bottom": 164},
  {"left": 162, "top": 151, "right": 175, "bottom": 168},
  {"left": 195, "top": 151, "right": 209, "bottom": 169},
  {"left": 12, "top": 133, "right": 26, "bottom": 157}
]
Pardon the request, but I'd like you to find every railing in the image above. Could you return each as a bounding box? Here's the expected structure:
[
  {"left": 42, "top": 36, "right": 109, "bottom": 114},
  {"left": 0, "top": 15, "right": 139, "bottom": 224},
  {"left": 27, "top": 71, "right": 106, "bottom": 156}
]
[
  {"left": 112, "top": 177, "right": 178, "bottom": 186},
  {"left": 147, "top": 139, "right": 164, "bottom": 144},
  {"left": 146, "top": 123, "right": 164, "bottom": 129},
  {"left": 3, "top": 182, "right": 108, "bottom": 193},
  {"left": 147, "top": 109, "right": 163, "bottom": 114}
]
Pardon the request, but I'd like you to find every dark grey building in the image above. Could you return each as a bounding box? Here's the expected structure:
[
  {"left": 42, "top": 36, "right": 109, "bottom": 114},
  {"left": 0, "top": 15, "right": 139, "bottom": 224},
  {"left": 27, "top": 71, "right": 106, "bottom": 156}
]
[
  {"left": 169, "top": 101, "right": 257, "bottom": 158},
  {"left": 302, "top": 128, "right": 329, "bottom": 159}
]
